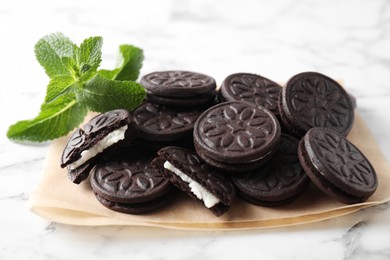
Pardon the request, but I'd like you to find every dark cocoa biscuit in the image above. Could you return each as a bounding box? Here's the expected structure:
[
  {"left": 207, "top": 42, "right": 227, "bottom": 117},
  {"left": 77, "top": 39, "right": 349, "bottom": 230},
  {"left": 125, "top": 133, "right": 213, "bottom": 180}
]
[
  {"left": 220, "top": 73, "right": 282, "bottom": 118},
  {"left": 146, "top": 90, "right": 217, "bottom": 108},
  {"left": 133, "top": 137, "right": 194, "bottom": 152},
  {"left": 278, "top": 72, "right": 354, "bottom": 138},
  {"left": 66, "top": 156, "right": 99, "bottom": 184},
  {"left": 349, "top": 93, "right": 357, "bottom": 109},
  {"left": 193, "top": 101, "right": 281, "bottom": 171},
  {"left": 61, "top": 109, "right": 137, "bottom": 184},
  {"left": 195, "top": 143, "right": 276, "bottom": 173},
  {"left": 298, "top": 127, "right": 378, "bottom": 204},
  {"left": 94, "top": 189, "right": 176, "bottom": 214},
  {"left": 131, "top": 101, "right": 203, "bottom": 141},
  {"left": 231, "top": 134, "right": 310, "bottom": 206},
  {"left": 152, "top": 146, "right": 236, "bottom": 217},
  {"left": 141, "top": 70, "right": 216, "bottom": 97},
  {"left": 216, "top": 88, "right": 226, "bottom": 103},
  {"left": 90, "top": 147, "right": 175, "bottom": 214}
]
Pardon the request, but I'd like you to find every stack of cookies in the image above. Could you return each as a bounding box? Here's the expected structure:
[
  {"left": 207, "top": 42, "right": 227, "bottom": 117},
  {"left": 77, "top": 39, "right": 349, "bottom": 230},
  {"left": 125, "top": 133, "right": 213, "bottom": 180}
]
[
  {"left": 60, "top": 70, "right": 378, "bottom": 217},
  {"left": 131, "top": 71, "right": 217, "bottom": 149}
]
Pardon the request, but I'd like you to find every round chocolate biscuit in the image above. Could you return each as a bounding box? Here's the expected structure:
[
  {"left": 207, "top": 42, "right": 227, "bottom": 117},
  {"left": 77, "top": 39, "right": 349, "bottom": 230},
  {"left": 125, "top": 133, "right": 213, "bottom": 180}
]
[
  {"left": 133, "top": 137, "right": 194, "bottom": 152},
  {"left": 195, "top": 146, "right": 275, "bottom": 173},
  {"left": 61, "top": 109, "right": 137, "bottom": 184},
  {"left": 349, "top": 93, "right": 357, "bottom": 109},
  {"left": 216, "top": 89, "right": 226, "bottom": 103},
  {"left": 298, "top": 127, "right": 378, "bottom": 204},
  {"left": 220, "top": 73, "right": 282, "bottom": 118},
  {"left": 90, "top": 147, "right": 175, "bottom": 214},
  {"left": 152, "top": 146, "right": 235, "bottom": 216},
  {"left": 146, "top": 90, "right": 217, "bottom": 108},
  {"left": 94, "top": 189, "right": 176, "bottom": 214},
  {"left": 279, "top": 72, "right": 354, "bottom": 138},
  {"left": 232, "top": 134, "right": 310, "bottom": 206},
  {"left": 131, "top": 101, "right": 203, "bottom": 141},
  {"left": 194, "top": 101, "right": 281, "bottom": 165},
  {"left": 141, "top": 70, "right": 216, "bottom": 97},
  {"left": 61, "top": 109, "right": 133, "bottom": 167}
]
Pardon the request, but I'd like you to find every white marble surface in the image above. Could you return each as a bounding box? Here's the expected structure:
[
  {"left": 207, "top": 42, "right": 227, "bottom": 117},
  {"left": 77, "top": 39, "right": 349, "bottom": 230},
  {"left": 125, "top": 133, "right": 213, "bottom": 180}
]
[{"left": 1, "top": 0, "right": 390, "bottom": 259}]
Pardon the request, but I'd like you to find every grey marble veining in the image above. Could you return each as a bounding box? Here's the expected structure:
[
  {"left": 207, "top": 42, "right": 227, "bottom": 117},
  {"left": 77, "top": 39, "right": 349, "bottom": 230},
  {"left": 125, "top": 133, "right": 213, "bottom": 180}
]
[{"left": 1, "top": 0, "right": 390, "bottom": 259}]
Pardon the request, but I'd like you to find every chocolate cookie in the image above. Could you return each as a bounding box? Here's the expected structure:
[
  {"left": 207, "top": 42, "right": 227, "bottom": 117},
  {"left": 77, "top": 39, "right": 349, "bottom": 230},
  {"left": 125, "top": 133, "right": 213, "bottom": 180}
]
[
  {"left": 132, "top": 137, "right": 194, "bottom": 152},
  {"left": 298, "top": 127, "right": 378, "bottom": 204},
  {"left": 193, "top": 101, "right": 281, "bottom": 172},
  {"left": 152, "top": 146, "right": 236, "bottom": 216},
  {"left": 61, "top": 109, "right": 137, "bottom": 184},
  {"left": 141, "top": 70, "right": 216, "bottom": 96},
  {"left": 278, "top": 72, "right": 354, "bottom": 138},
  {"left": 131, "top": 101, "right": 203, "bottom": 141},
  {"left": 349, "top": 93, "right": 357, "bottom": 109},
  {"left": 146, "top": 91, "right": 217, "bottom": 108},
  {"left": 90, "top": 147, "right": 175, "bottom": 214},
  {"left": 220, "top": 73, "right": 282, "bottom": 119},
  {"left": 232, "top": 134, "right": 310, "bottom": 206},
  {"left": 141, "top": 71, "right": 217, "bottom": 107}
]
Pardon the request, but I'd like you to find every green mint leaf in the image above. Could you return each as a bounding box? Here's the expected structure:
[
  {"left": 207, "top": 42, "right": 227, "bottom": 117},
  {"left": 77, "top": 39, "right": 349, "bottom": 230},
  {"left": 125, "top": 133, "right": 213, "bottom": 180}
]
[
  {"left": 99, "top": 45, "right": 143, "bottom": 81},
  {"left": 98, "top": 68, "right": 119, "bottom": 80},
  {"left": 44, "top": 74, "right": 77, "bottom": 103},
  {"left": 77, "top": 36, "right": 103, "bottom": 80},
  {"left": 35, "top": 32, "right": 78, "bottom": 78},
  {"left": 7, "top": 93, "right": 87, "bottom": 142},
  {"left": 78, "top": 74, "right": 145, "bottom": 112},
  {"left": 114, "top": 45, "right": 144, "bottom": 81},
  {"left": 60, "top": 56, "right": 79, "bottom": 77},
  {"left": 8, "top": 33, "right": 145, "bottom": 143}
]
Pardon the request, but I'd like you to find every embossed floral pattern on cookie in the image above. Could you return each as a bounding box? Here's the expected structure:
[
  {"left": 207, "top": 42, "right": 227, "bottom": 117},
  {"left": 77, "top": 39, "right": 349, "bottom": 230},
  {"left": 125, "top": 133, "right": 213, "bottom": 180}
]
[
  {"left": 231, "top": 134, "right": 309, "bottom": 205},
  {"left": 141, "top": 71, "right": 216, "bottom": 96},
  {"left": 95, "top": 160, "right": 165, "bottom": 198},
  {"left": 132, "top": 101, "right": 202, "bottom": 140},
  {"left": 221, "top": 73, "right": 281, "bottom": 115},
  {"left": 146, "top": 71, "right": 214, "bottom": 88},
  {"left": 242, "top": 134, "right": 306, "bottom": 192},
  {"left": 281, "top": 72, "right": 354, "bottom": 137},
  {"left": 91, "top": 148, "right": 171, "bottom": 202},
  {"left": 194, "top": 101, "right": 281, "bottom": 163},
  {"left": 309, "top": 128, "right": 377, "bottom": 191}
]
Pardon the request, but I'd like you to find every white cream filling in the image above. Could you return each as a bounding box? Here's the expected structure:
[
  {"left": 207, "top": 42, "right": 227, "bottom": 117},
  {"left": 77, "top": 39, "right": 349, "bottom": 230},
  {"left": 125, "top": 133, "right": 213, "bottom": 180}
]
[
  {"left": 69, "top": 125, "right": 128, "bottom": 170},
  {"left": 163, "top": 161, "right": 220, "bottom": 208}
]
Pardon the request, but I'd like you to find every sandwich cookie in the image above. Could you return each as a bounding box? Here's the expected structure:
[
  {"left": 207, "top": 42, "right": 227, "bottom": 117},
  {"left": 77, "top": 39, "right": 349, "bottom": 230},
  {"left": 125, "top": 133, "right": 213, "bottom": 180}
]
[
  {"left": 141, "top": 70, "right": 217, "bottom": 107},
  {"left": 219, "top": 73, "right": 282, "bottom": 120},
  {"left": 61, "top": 109, "right": 137, "bottom": 184},
  {"left": 90, "top": 147, "right": 175, "bottom": 214},
  {"left": 131, "top": 101, "right": 203, "bottom": 142},
  {"left": 194, "top": 101, "right": 281, "bottom": 172},
  {"left": 232, "top": 134, "right": 310, "bottom": 206},
  {"left": 152, "top": 146, "right": 236, "bottom": 217},
  {"left": 298, "top": 127, "right": 378, "bottom": 204},
  {"left": 278, "top": 72, "right": 354, "bottom": 138}
]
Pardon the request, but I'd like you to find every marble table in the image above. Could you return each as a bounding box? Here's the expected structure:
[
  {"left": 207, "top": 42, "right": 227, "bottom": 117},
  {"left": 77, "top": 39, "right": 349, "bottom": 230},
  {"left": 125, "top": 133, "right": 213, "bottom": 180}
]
[{"left": 1, "top": 0, "right": 389, "bottom": 259}]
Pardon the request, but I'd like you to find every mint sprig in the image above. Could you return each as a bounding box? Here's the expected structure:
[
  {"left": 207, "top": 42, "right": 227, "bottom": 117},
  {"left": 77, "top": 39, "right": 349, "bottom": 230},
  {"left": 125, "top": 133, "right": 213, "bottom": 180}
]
[{"left": 7, "top": 33, "right": 146, "bottom": 142}]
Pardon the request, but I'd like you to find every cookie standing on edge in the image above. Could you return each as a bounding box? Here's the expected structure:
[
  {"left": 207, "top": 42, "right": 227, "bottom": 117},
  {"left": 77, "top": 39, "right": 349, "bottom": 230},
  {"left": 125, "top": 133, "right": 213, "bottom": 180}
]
[
  {"left": 152, "top": 146, "right": 236, "bottom": 217},
  {"left": 278, "top": 72, "right": 354, "bottom": 138},
  {"left": 193, "top": 101, "right": 281, "bottom": 172},
  {"left": 61, "top": 109, "right": 137, "bottom": 184},
  {"left": 298, "top": 127, "right": 378, "bottom": 204},
  {"left": 232, "top": 134, "right": 310, "bottom": 206},
  {"left": 219, "top": 73, "right": 282, "bottom": 120},
  {"left": 141, "top": 70, "right": 217, "bottom": 107},
  {"left": 90, "top": 147, "right": 175, "bottom": 214}
]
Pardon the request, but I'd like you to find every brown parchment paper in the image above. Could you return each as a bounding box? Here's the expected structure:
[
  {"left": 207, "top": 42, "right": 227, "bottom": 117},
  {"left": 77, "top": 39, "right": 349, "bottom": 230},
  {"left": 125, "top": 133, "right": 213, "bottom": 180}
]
[{"left": 29, "top": 112, "right": 390, "bottom": 230}]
